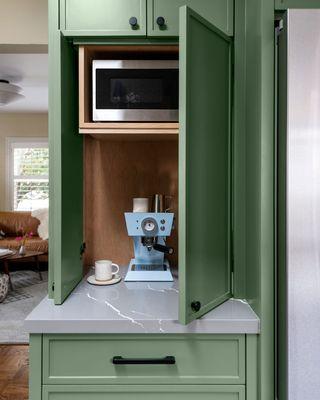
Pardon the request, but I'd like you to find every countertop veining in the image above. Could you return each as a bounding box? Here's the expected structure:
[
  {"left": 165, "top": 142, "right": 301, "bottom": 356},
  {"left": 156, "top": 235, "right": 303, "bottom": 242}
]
[{"left": 25, "top": 268, "right": 260, "bottom": 334}]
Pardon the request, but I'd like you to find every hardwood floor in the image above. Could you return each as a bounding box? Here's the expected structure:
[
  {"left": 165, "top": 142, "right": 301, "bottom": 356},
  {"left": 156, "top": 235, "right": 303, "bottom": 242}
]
[{"left": 0, "top": 345, "right": 29, "bottom": 400}]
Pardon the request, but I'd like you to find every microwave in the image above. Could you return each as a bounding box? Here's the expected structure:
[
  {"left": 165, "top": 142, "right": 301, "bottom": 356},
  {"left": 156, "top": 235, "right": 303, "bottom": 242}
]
[{"left": 92, "top": 60, "right": 179, "bottom": 122}]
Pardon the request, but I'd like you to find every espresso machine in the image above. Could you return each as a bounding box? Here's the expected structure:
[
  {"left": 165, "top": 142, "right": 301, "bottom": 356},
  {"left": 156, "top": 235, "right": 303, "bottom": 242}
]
[{"left": 124, "top": 212, "right": 174, "bottom": 282}]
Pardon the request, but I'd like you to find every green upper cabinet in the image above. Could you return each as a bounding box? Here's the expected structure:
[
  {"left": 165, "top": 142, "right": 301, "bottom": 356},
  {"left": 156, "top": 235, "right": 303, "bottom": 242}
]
[
  {"left": 147, "top": 0, "right": 233, "bottom": 37},
  {"left": 61, "top": 0, "right": 147, "bottom": 36},
  {"left": 179, "top": 6, "right": 232, "bottom": 324}
]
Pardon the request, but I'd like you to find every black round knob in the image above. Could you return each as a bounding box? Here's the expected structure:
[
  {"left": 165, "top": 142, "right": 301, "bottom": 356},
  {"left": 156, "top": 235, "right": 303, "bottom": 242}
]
[
  {"left": 156, "top": 16, "right": 166, "bottom": 27},
  {"left": 191, "top": 301, "right": 201, "bottom": 312},
  {"left": 129, "top": 17, "right": 138, "bottom": 27}
]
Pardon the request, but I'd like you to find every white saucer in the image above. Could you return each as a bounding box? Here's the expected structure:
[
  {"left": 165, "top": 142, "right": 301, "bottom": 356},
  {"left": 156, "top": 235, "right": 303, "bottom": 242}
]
[{"left": 87, "top": 274, "right": 121, "bottom": 286}]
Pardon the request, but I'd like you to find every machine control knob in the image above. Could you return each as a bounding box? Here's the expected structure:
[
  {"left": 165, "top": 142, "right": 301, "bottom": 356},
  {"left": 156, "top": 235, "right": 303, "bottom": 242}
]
[
  {"left": 160, "top": 226, "right": 165, "bottom": 231},
  {"left": 156, "top": 16, "right": 166, "bottom": 27},
  {"left": 160, "top": 219, "right": 165, "bottom": 224},
  {"left": 129, "top": 17, "right": 138, "bottom": 27},
  {"left": 191, "top": 301, "right": 201, "bottom": 312}
]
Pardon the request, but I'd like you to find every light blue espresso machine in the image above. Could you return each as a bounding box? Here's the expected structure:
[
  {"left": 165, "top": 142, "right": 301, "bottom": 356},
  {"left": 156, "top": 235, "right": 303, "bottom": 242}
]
[{"left": 124, "top": 212, "right": 174, "bottom": 281}]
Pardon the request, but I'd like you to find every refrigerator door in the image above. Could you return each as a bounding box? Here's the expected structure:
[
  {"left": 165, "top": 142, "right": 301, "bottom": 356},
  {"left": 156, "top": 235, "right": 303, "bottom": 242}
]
[{"left": 282, "top": 9, "right": 320, "bottom": 400}]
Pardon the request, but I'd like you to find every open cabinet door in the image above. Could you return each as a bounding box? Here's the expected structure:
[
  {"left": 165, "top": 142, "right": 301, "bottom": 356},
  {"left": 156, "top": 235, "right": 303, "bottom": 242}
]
[
  {"left": 49, "top": 22, "right": 83, "bottom": 304},
  {"left": 179, "top": 6, "right": 232, "bottom": 324}
]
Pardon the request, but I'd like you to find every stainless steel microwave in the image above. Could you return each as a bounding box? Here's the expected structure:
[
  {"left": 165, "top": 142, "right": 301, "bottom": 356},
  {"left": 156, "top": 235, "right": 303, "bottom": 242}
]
[{"left": 92, "top": 60, "right": 179, "bottom": 122}]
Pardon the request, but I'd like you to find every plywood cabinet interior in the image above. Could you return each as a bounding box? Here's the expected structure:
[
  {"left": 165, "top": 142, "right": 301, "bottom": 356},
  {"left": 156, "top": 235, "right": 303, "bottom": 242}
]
[
  {"left": 78, "top": 45, "right": 179, "bottom": 139},
  {"left": 83, "top": 136, "right": 178, "bottom": 270}
]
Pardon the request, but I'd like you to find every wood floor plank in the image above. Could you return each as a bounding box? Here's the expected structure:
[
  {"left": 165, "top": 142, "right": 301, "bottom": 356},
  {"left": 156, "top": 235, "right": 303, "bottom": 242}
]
[{"left": 0, "top": 345, "right": 29, "bottom": 400}]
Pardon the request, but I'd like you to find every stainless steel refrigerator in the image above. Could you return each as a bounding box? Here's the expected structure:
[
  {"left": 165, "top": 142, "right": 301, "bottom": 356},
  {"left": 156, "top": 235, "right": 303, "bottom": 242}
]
[{"left": 278, "top": 9, "right": 320, "bottom": 400}]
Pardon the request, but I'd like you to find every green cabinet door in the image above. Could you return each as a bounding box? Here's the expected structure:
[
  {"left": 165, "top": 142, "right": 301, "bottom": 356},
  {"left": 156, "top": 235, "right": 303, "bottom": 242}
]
[
  {"left": 147, "top": 0, "right": 233, "bottom": 37},
  {"left": 43, "top": 385, "right": 245, "bottom": 400},
  {"left": 61, "top": 0, "right": 146, "bottom": 36},
  {"left": 179, "top": 6, "right": 232, "bottom": 324},
  {"left": 53, "top": 37, "right": 84, "bottom": 305},
  {"left": 49, "top": 0, "right": 84, "bottom": 304}
]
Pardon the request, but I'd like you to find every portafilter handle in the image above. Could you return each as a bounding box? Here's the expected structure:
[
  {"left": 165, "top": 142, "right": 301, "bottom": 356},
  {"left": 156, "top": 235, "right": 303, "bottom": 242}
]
[{"left": 153, "top": 243, "right": 174, "bottom": 255}]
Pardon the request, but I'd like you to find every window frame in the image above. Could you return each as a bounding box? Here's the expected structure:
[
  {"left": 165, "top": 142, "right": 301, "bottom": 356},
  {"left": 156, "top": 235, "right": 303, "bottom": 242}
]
[{"left": 6, "top": 137, "right": 49, "bottom": 211}]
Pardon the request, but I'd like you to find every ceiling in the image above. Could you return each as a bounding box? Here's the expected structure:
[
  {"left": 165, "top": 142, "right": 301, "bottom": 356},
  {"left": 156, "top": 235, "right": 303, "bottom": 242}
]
[{"left": 0, "top": 53, "right": 48, "bottom": 113}]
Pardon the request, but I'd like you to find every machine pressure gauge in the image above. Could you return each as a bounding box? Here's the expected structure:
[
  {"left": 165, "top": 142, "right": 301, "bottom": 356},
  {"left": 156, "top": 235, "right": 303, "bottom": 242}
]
[
  {"left": 141, "top": 217, "right": 158, "bottom": 236},
  {"left": 145, "top": 221, "right": 155, "bottom": 231}
]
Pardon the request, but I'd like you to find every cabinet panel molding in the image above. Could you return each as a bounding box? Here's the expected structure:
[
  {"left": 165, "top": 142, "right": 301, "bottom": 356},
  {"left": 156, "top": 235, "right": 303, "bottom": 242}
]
[
  {"left": 61, "top": 0, "right": 147, "bottom": 36},
  {"left": 43, "top": 385, "right": 246, "bottom": 400},
  {"left": 29, "top": 335, "right": 42, "bottom": 400},
  {"left": 179, "top": 6, "right": 232, "bottom": 324},
  {"left": 147, "top": 0, "right": 233, "bottom": 36},
  {"left": 42, "top": 334, "right": 245, "bottom": 385}
]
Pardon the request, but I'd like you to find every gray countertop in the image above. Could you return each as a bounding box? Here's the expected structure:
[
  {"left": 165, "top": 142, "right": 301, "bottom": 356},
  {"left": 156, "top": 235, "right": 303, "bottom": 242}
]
[{"left": 25, "top": 268, "right": 260, "bottom": 334}]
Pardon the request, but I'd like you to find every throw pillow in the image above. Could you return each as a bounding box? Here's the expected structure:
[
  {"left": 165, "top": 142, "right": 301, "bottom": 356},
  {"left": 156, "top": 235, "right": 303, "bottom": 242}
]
[{"left": 31, "top": 208, "right": 49, "bottom": 240}]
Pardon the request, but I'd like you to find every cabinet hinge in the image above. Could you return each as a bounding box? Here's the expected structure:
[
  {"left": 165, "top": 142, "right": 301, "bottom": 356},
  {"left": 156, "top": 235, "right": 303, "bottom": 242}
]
[
  {"left": 231, "top": 229, "right": 235, "bottom": 269},
  {"left": 231, "top": 271, "right": 234, "bottom": 295},
  {"left": 275, "top": 18, "right": 284, "bottom": 36},
  {"left": 52, "top": 282, "right": 55, "bottom": 292},
  {"left": 230, "top": 230, "right": 234, "bottom": 295},
  {"left": 80, "top": 242, "right": 86, "bottom": 258}
]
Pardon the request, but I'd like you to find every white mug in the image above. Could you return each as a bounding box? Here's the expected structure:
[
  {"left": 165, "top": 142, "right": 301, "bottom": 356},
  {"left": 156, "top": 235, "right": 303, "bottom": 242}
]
[
  {"left": 133, "top": 198, "right": 149, "bottom": 212},
  {"left": 95, "top": 260, "right": 119, "bottom": 281}
]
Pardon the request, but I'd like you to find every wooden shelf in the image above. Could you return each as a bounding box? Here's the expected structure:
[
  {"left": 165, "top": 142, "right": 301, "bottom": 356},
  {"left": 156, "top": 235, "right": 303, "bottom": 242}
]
[
  {"left": 81, "top": 133, "right": 178, "bottom": 141},
  {"left": 78, "top": 45, "right": 179, "bottom": 139}
]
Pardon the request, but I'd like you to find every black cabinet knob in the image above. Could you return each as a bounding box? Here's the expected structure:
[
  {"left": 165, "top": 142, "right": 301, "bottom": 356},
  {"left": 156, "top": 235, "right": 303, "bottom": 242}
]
[
  {"left": 129, "top": 17, "right": 138, "bottom": 27},
  {"left": 191, "top": 301, "right": 201, "bottom": 312},
  {"left": 156, "top": 16, "right": 166, "bottom": 27}
]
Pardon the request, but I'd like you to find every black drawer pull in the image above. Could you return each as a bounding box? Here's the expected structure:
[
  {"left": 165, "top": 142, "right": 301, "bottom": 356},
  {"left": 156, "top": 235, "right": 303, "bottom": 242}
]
[{"left": 112, "top": 356, "right": 175, "bottom": 365}]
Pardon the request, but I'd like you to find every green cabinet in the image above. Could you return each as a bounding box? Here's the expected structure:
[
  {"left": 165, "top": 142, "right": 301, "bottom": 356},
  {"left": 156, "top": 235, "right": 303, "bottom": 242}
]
[
  {"left": 61, "top": 0, "right": 147, "bottom": 36},
  {"left": 43, "top": 385, "right": 246, "bottom": 400},
  {"left": 179, "top": 6, "right": 232, "bottom": 323},
  {"left": 49, "top": 1, "right": 84, "bottom": 304},
  {"left": 147, "top": 0, "right": 233, "bottom": 36},
  {"left": 30, "top": 334, "right": 258, "bottom": 400},
  {"left": 60, "top": 0, "right": 233, "bottom": 37},
  {"left": 50, "top": 2, "right": 234, "bottom": 318}
]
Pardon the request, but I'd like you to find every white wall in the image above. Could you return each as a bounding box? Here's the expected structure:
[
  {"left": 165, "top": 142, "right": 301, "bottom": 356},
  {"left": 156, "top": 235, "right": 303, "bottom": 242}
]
[
  {"left": 0, "top": 0, "right": 48, "bottom": 45},
  {"left": 0, "top": 113, "right": 48, "bottom": 210}
]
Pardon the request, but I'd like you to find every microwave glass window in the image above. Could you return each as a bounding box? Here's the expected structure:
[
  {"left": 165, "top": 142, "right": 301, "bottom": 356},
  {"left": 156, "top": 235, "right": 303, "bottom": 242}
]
[
  {"left": 110, "top": 79, "right": 163, "bottom": 105},
  {"left": 96, "top": 69, "right": 178, "bottom": 110}
]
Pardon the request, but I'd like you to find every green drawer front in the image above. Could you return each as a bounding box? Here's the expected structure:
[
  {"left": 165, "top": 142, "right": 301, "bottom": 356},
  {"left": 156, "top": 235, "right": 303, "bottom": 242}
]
[
  {"left": 43, "top": 385, "right": 246, "bottom": 400},
  {"left": 43, "top": 335, "right": 245, "bottom": 385},
  {"left": 62, "top": 0, "right": 147, "bottom": 36},
  {"left": 147, "top": 0, "right": 234, "bottom": 37}
]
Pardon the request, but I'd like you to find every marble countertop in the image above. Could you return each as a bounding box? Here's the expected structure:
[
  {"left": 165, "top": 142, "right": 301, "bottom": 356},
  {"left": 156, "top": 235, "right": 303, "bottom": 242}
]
[{"left": 25, "top": 268, "right": 260, "bottom": 334}]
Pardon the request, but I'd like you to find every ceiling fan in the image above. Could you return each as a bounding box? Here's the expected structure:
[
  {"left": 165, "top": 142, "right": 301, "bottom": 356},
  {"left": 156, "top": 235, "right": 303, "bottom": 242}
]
[{"left": 0, "top": 79, "right": 24, "bottom": 106}]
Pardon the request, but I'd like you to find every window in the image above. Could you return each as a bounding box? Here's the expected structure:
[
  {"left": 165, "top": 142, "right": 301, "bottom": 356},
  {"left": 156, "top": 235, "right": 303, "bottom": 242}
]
[{"left": 6, "top": 138, "right": 49, "bottom": 211}]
